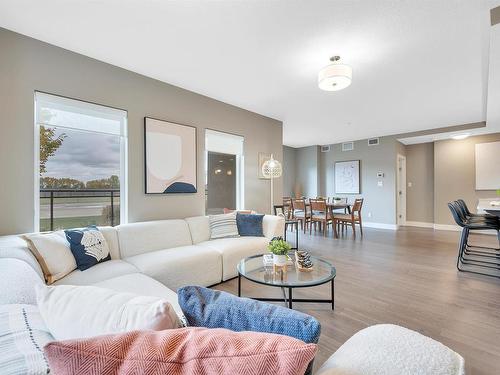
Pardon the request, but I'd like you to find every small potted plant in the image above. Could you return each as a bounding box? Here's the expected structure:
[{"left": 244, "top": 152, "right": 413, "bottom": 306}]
[{"left": 268, "top": 236, "right": 291, "bottom": 266}]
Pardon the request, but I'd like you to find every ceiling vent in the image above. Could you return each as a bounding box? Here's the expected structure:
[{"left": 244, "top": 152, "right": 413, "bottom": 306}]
[
  {"left": 342, "top": 142, "right": 354, "bottom": 152},
  {"left": 320, "top": 145, "right": 331, "bottom": 152},
  {"left": 368, "top": 137, "right": 380, "bottom": 146}
]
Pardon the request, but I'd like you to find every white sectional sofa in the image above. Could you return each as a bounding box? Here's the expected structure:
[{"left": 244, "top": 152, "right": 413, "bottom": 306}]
[{"left": 0, "top": 214, "right": 284, "bottom": 316}]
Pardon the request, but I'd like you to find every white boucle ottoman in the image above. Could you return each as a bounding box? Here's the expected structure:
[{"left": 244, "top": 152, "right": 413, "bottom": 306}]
[{"left": 317, "top": 324, "right": 464, "bottom": 375}]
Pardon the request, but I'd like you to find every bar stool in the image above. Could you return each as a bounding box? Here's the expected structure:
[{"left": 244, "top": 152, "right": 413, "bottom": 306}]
[{"left": 448, "top": 201, "right": 500, "bottom": 278}]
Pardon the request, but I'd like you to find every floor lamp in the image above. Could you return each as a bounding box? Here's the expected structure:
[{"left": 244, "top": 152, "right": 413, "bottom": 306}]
[{"left": 261, "top": 154, "right": 282, "bottom": 214}]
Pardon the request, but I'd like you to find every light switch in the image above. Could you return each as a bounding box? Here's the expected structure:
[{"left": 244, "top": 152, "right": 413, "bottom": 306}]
[
  {"left": 408, "top": 182, "right": 413, "bottom": 187},
  {"left": 377, "top": 180, "right": 383, "bottom": 187}
]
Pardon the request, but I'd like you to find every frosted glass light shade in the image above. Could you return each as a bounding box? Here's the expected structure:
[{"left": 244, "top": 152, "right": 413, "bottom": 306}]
[{"left": 318, "top": 63, "right": 352, "bottom": 91}]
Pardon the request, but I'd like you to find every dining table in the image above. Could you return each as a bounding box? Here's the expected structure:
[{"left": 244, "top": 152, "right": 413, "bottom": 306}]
[
  {"left": 305, "top": 202, "right": 352, "bottom": 214},
  {"left": 477, "top": 199, "right": 500, "bottom": 217}
]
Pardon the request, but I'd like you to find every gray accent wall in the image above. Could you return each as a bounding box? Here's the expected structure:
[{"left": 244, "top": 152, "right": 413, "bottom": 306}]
[
  {"left": 434, "top": 133, "right": 500, "bottom": 225},
  {"left": 284, "top": 136, "right": 404, "bottom": 225},
  {"left": 319, "top": 137, "right": 403, "bottom": 225},
  {"left": 0, "top": 27, "right": 283, "bottom": 235},
  {"left": 282, "top": 146, "right": 297, "bottom": 197},
  {"left": 406, "top": 143, "right": 434, "bottom": 223},
  {"left": 295, "top": 146, "right": 320, "bottom": 198}
]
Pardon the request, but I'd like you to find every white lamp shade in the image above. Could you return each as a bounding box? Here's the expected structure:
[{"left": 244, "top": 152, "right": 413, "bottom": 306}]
[
  {"left": 262, "top": 157, "right": 282, "bottom": 178},
  {"left": 318, "top": 63, "right": 352, "bottom": 91}
]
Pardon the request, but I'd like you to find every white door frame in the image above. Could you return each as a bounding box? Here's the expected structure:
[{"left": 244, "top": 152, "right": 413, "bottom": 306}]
[{"left": 396, "top": 154, "right": 407, "bottom": 226}]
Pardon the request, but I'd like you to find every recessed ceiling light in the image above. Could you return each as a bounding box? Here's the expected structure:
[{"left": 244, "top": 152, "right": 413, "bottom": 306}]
[
  {"left": 318, "top": 56, "right": 352, "bottom": 92},
  {"left": 451, "top": 133, "right": 470, "bottom": 140}
]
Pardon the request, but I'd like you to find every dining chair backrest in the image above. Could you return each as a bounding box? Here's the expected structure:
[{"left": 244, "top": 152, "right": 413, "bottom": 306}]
[
  {"left": 448, "top": 201, "right": 466, "bottom": 227},
  {"left": 310, "top": 198, "right": 327, "bottom": 213},
  {"left": 352, "top": 198, "right": 364, "bottom": 214},
  {"left": 456, "top": 199, "right": 472, "bottom": 217},
  {"left": 283, "top": 196, "right": 292, "bottom": 211},
  {"left": 292, "top": 198, "right": 307, "bottom": 212},
  {"left": 451, "top": 200, "right": 470, "bottom": 223}
]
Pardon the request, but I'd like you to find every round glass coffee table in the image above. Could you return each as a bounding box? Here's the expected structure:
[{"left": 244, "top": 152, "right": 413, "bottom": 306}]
[{"left": 237, "top": 254, "right": 336, "bottom": 310}]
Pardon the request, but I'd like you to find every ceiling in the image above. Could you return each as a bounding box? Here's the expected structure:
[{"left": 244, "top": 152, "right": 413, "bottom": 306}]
[{"left": 0, "top": 1, "right": 498, "bottom": 147}]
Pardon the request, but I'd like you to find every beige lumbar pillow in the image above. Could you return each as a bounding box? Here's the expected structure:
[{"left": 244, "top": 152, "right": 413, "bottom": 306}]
[
  {"left": 23, "top": 231, "right": 76, "bottom": 284},
  {"left": 35, "top": 284, "right": 182, "bottom": 341}
]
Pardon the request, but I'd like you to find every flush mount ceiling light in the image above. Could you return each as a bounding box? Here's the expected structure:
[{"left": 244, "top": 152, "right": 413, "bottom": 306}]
[
  {"left": 451, "top": 133, "right": 470, "bottom": 140},
  {"left": 318, "top": 56, "right": 352, "bottom": 91}
]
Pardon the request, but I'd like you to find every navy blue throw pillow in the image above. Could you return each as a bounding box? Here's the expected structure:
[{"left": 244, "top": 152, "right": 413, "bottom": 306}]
[
  {"left": 236, "top": 213, "right": 264, "bottom": 237},
  {"left": 177, "top": 286, "right": 321, "bottom": 344},
  {"left": 64, "top": 226, "right": 111, "bottom": 271}
]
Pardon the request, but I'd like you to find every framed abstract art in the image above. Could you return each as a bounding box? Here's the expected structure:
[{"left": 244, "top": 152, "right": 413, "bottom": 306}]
[
  {"left": 334, "top": 160, "right": 360, "bottom": 194},
  {"left": 144, "top": 117, "right": 197, "bottom": 194}
]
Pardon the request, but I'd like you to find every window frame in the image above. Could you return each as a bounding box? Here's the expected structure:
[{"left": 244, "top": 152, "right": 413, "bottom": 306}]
[{"left": 33, "top": 91, "right": 128, "bottom": 231}]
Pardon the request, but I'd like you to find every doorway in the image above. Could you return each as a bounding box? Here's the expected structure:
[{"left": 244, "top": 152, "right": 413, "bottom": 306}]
[
  {"left": 205, "top": 129, "right": 244, "bottom": 215},
  {"left": 206, "top": 152, "right": 237, "bottom": 215},
  {"left": 396, "top": 154, "right": 407, "bottom": 226}
]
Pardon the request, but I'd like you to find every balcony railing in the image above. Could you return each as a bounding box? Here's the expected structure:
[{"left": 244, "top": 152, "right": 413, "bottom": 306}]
[{"left": 40, "top": 189, "right": 120, "bottom": 231}]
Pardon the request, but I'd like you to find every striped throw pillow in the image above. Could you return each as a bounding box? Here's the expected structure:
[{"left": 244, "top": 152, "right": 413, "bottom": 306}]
[{"left": 209, "top": 213, "right": 239, "bottom": 239}]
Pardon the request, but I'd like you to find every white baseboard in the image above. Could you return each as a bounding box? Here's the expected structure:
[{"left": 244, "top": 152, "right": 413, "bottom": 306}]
[
  {"left": 362, "top": 222, "right": 399, "bottom": 230},
  {"left": 405, "top": 222, "right": 497, "bottom": 236},
  {"left": 404, "top": 221, "right": 434, "bottom": 229},
  {"left": 433, "top": 224, "right": 461, "bottom": 231},
  {"left": 360, "top": 221, "right": 497, "bottom": 234}
]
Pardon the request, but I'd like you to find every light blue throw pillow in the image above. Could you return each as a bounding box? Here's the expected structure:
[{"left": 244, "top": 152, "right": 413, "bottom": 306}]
[{"left": 177, "top": 286, "right": 321, "bottom": 344}]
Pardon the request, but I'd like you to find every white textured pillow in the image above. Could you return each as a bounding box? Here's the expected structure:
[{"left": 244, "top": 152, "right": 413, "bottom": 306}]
[
  {"left": 209, "top": 213, "right": 239, "bottom": 239},
  {"left": 36, "top": 284, "right": 182, "bottom": 340},
  {"left": 23, "top": 231, "right": 76, "bottom": 284}
]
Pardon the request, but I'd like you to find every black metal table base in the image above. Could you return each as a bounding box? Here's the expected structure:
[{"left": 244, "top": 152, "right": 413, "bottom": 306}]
[
  {"left": 238, "top": 274, "right": 334, "bottom": 310},
  {"left": 284, "top": 221, "right": 299, "bottom": 250}
]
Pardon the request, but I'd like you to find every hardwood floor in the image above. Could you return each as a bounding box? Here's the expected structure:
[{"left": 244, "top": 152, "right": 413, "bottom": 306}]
[{"left": 213, "top": 226, "right": 500, "bottom": 375}]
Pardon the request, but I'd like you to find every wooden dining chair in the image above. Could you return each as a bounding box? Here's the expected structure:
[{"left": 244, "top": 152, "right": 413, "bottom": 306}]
[
  {"left": 334, "top": 198, "right": 364, "bottom": 237},
  {"left": 310, "top": 198, "right": 336, "bottom": 237},
  {"left": 292, "top": 198, "right": 311, "bottom": 233},
  {"left": 283, "top": 197, "right": 293, "bottom": 220},
  {"left": 330, "top": 197, "right": 348, "bottom": 213}
]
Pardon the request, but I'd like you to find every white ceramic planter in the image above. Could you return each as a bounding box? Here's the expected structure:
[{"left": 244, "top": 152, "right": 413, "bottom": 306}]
[{"left": 273, "top": 254, "right": 287, "bottom": 266}]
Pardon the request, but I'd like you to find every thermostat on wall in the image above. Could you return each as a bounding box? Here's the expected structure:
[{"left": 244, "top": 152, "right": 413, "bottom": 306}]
[{"left": 377, "top": 172, "right": 384, "bottom": 178}]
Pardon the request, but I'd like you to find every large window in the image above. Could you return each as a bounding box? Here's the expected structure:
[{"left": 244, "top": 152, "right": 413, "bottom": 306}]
[
  {"left": 205, "top": 129, "right": 244, "bottom": 214},
  {"left": 35, "top": 92, "right": 127, "bottom": 231}
]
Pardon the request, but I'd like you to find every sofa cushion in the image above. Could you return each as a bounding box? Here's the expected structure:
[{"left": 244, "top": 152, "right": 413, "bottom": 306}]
[
  {"left": 198, "top": 236, "right": 269, "bottom": 280},
  {"left": 316, "top": 324, "right": 465, "bottom": 375},
  {"left": 92, "top": 273, "right": 185, "bottom": 324},
  {"left": 53, "top": 259, "right": 138, "bottom": 286},
  {"left": 0, "top": 235, "right": 44, "bottom": 279},
  {"left": 236, "top": 213, "right": 264, "bottom": 236},
  {"left": 22, "top": 231, "right": 77, "bottom": 284},
  {"left": 44, "top": 327, "right": 317, "bottom": 375},
  {"left": 125, "top": 245, "right": 222, "bottom": 290},
  {"left": 65, "top": 226, "right": 111, "bottom": 271},
  {"left": 185, "top": 215, "right": 210, "bottom": 244},
  {"left": 0, "top": 304, "right": 53, "bottom": 375},
  {"left": 178, "top": 286, "right": 321, "bottom": 344},
  {"left": 0, "top": 258, "right": 44, "bottom": 305},
  {"left": 36, "top": 284, "right": 182, "bottom": 341},
  {"left": 117, "top": 219, "right": 192, "bottom": 258}
]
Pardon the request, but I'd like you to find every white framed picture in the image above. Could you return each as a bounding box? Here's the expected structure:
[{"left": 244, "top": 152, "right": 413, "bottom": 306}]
[
  {"left": 144, "top": 117, "right": 197, "bottom": 194},
  {"left": 335, "top": 160, "right": 360, "bottom": 194}
]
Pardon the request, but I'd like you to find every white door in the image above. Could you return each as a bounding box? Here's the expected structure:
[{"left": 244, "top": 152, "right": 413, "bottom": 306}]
[{"left": 396, "top": 154, "right": 407, "bottom": 226}]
